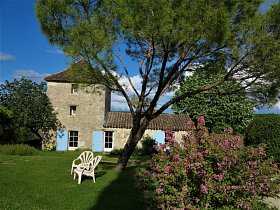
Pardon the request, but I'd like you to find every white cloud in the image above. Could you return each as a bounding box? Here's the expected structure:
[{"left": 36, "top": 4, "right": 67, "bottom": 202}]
[
  {"left": 118, "top": 74, "right": 143, "bottom": 95},
  {"left": 110, "top": 74, "right": 175, "bottom": 113},
  {"left": 0, "top": 52, "right": 16, "bottom": 61},
  {"left": 13, "top": 70, "right": 50, "bottom": 83},
  {"left": 111, "top": 91, "right": 130, "bottom": 111},
  {"left": 273, "top": 101, "right": 280, "bottom": 110},
  {"left": 46, "top": 49, "right": 64, "bottom": 55}
]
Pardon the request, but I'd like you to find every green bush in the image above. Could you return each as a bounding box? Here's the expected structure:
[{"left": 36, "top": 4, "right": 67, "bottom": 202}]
[
  {"left": 0, "top": 144, "right": 39, "bottom": 156},
  {"left": 245, "top": 114, "right": 280, "bottom": 163},
  {"left": 109, "top": 148, "right": 124, "bottom": 156},
  {"left": 140, "top": 135, "right": 157, "bottom": 155}
]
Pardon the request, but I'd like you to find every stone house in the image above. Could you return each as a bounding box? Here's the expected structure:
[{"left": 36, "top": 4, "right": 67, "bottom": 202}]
[{"left": 45, "top": 61, "right": 191, "bottom": 152}]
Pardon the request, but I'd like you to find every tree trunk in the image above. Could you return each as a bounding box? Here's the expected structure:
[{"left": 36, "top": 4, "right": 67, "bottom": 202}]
[
  {"left": 115, "top": 120, "right": 149, "bottom": 170},
  {"left": 30, "top": 128, "right": 43, "bottom": 148}
]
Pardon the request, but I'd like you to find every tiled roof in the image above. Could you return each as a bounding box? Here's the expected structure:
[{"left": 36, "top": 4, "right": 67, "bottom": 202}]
[
  {"left": 44, "top": 60, "right": 93, "bottom": 82},
  {"left": 104, "top": 112, "right": 191, "bottom": 131}
]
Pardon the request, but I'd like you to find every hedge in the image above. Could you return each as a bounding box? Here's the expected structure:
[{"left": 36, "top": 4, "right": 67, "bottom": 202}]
[{"left": 245, "top": 114, "right": 280, "bottom": 163}]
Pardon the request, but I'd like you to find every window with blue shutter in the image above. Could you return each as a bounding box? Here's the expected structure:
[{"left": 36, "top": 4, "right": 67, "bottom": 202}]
[
  {"left": 92, "top": 131, "right": 103, "bottom": 152},
  {"left": 154, "top": 131, "right": 165, "bottom": 145},
  {"left": 56, "top": 130, "right": 68, "bottom": 151}
]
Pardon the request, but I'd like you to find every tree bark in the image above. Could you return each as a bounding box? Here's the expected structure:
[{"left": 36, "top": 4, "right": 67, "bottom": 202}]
[
  {"left": 30, "top": 128, "right": 43, "bottom": 148},
  {"left": 115, "top": 119, "right": 149, "bottom": 170}
]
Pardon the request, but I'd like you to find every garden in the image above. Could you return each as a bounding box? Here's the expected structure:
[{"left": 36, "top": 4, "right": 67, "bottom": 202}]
[
  {"left": 0, "top": 147, "right": 147, "bottom": 210},
  {"left": 1, "top": 114, "right": 280, "bottom": 210}
]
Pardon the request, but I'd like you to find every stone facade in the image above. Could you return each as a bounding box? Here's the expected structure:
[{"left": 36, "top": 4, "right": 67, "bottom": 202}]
[
  {"left": 45, "top": 61, "right": 191, "bottom": 152},
  {"left": 47, "top": 81, "right": 111, "bottom": 150},
  {"left": 104, "top": 128, "right": 187, "bottom": 149}
]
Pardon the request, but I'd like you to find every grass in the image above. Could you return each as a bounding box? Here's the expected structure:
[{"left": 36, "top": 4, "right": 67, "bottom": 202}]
[
  {"left": 0, "top": 149, "right": 148, "bottom": 210},
  {"left": 0, "top": 144, "right": 39, "bottom": 156}
]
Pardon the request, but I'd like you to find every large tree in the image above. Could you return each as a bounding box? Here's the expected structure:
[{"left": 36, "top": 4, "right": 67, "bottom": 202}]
[
  {"left": 36, "top": 0, "right": 280, "bottom": 169},
  {"left": 0, "top": 78, "right": 62, "bottom": 146},
  {"left": 172, "top": 68, "right": 255, "bottom": 134}
]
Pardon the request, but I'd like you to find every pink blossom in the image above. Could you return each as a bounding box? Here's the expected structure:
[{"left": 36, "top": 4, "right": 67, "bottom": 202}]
[
  {"left": 248, "top": 161, "right": 257, "bottom": 167},
  {"left": 227, "top": 127, "right": 233, "bottom": 134},
  {"left": 165, "top": 165, "right": 171, "bottom": 173},
  {"left": 196, "top": 152, "right": 203, "bottom": 159},
  {"left": 173, "top": 154, "right": 180, "bottom": 161},
  {"left": 213, "top": 173, "right": 224, "bottom": 181},
  {"left": 194, "top": 198, "right": 200, "bottom": 204},
  {"left": 200, "top": 184, "right": 208, "bottom": 194},
  {"left": 258, "top": 147, "right": 266, "bottom": 157},
  {"left": 199, "top": 139, "right": 205, "bottom": 144},
  {"left": 197, "top": 116, "right": 206, "bottom": 128}
]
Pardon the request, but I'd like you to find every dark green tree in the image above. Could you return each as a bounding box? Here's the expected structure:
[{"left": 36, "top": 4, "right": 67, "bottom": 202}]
[
  {"left": 0, "top": 78, "right": 62, "bottom": 146},
  {"left": 172, "top": 68, "right": 255, "bottom": 134},
  {"left": 36, "top": 0, "right": 280, "bottom": 169},
  {"left": 0, "top": 105, "right": 13, "bottom": 135},
  {"left": 245, "top": 114, "right": 280, "bottom": 163}
]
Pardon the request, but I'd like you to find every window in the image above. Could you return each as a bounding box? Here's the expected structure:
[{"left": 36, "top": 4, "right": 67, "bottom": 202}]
[
  {"left": 104, "top": 131, "right": 113, "bottom": 152},
  {"left": 164, "top": 129, "right": 175, "bottom": 144},
  {"left": 71, "top": 84, "right": 78, "bottom": 94},
  {"left": 69, "top": 131, "right": 78, "bottom": 150},
  {"left": 70, "top": 106, "right": 77, "bottom": 115}
]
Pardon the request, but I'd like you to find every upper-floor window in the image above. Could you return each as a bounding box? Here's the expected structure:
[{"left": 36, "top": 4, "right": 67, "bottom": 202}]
[
  {"left": 71, "top": 84, "right": 78, "bottom": 94},
  {"left": 70, "top": 106, "right": 77, "bottom": 115}
]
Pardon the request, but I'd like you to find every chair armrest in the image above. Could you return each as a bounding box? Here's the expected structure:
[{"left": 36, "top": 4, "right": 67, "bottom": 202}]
[
  {"left": 77, "top": 163, "right": 90, "bottom": 170},
  {"left": 72, "top": 158, "right": 80, "bottom": 165}
]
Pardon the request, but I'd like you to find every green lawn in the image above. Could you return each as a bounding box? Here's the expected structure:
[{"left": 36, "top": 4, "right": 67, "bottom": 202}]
[{"left": 0, "top": 151, "right": 148, "bottom": 210}]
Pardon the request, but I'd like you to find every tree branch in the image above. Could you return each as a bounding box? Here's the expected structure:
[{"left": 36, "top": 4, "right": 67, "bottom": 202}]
[
  {"left": 114, "top": 39, "right": 140, "bottom": 97},
  {"left": 92, "top": 54, "right": 135, "bottom": 115}
]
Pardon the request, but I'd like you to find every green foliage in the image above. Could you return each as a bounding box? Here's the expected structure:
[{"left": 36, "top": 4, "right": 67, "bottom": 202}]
[
  {"left": 245, "top": 114, "right": 280, "bottom": 163},
  {"left": 0, "top": 105, "right": 13, "bottom": 131},
  {"left": 173, "top": 68, "right": 255, "bottom": 134},
  {"left": 0, "top": 144, "right": 40, "bottom": 156},
  {"left": 0, "top": 78, "right": 62, "bottom": 145},
  {"left": 35, "top": 0, "right": 280, "bottom": 106},
  {"left": 36, "top": 0, "right": 280, "bottom": 168},
  {"left": 137, "top": 117, "right": 280, "bottom": 209},
  {"left": 109, "top": 148, "right": 124, "bottom": 156},
  {"left": 140, "top": 135, "right": 157, "bottom": 155},
  {"left": 0, "top": 105, "right": 15, "bottom": 142}
]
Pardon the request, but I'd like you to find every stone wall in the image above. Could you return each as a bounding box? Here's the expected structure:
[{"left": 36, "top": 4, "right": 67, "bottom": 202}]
[
  {"left": 103, "top": 128, "right": 187, "bottom": 150},
  {"left": 47, "top": 82, "right": 109, "bottom": 149}
]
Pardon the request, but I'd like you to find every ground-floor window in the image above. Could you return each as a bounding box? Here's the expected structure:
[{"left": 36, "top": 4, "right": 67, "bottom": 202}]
[
  {"left": 104, "top": 131, "right": 113, "bottom": 152},
  {"left": 69, "top": 131, "right": 78, "bottom": 150}
]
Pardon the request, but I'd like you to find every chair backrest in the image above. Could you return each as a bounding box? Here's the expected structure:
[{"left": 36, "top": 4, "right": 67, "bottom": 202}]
[
  {"left": 78, "top": 151, "right": 94, "bottom": 163},
  {"left": 90, "top": 155, "right": 102, "bottom": 170}
]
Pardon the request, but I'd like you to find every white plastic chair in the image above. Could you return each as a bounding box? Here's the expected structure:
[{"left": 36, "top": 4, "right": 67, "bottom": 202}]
[
  {"left": 73, "top": 155, "right": 102, "bottom": 184},
  {"left": 71, "top": 151, "right": 94, "bottom": 175}
]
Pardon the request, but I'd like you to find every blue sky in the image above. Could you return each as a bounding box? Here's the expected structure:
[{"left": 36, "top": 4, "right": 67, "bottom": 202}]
[{"left": 0, "top": 0, "right": 279, "bottom": 114}]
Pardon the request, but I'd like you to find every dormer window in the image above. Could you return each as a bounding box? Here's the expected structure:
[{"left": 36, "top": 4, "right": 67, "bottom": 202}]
[
  {"left": 71, "top": 84, "right": 78, "bottom": 94},
  {"left": 70, "top": 106, "right": 77, "bottom": 115}
]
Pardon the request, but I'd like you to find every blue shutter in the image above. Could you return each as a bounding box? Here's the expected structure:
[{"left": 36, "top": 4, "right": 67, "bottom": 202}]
[
  {"left": 92, "top": 131, "right": 103, "bottom": 152},
  {"left": 154, "top": 131, "right": 165, "bottom": 145},
  {"left": 56, "top": 130, "right": 68, "bottom": 151}
]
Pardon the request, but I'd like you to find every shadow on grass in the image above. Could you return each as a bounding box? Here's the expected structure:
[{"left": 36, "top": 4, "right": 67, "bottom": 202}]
[
  {"left": 78, "top": 170, "right": 107, "bottom": 183},
  {"left": 89, "top": 166, "right": 147, "bottom": 210}
]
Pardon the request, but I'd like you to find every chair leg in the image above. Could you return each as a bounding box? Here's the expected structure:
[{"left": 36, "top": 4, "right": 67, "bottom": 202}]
[
  {"left": 78, "top": 173, "right": 82, "bottom": 184},
  {"left": 93, "top": 170, "right": 95, "bottom": 183}
]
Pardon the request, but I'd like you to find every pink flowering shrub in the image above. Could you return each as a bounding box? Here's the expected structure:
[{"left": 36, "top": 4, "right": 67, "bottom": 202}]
[{"left": 136, "top": 116, "right": 280, "bottom": 209}]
